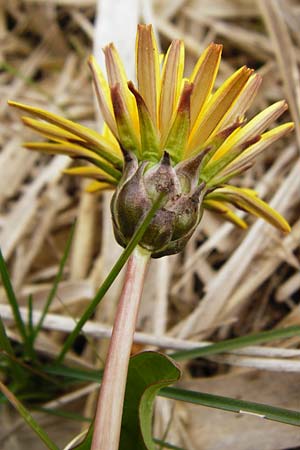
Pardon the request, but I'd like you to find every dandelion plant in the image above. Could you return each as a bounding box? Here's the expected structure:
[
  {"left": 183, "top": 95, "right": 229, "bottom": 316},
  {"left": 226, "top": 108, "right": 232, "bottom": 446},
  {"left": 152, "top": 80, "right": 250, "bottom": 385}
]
[{"left": 9, "top": 24, "right": 293, "bottom": 450}]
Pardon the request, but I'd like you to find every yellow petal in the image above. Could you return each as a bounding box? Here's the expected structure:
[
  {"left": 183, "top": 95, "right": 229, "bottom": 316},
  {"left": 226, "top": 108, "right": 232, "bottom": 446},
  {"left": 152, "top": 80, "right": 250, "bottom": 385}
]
[
  {"left": 207, "top": 185, "right": 291, "bottom": 233},
  {"left": 103, "top": 44, "right": 139, "bottom": 134},
  {"left": 21, "top": 116, "right": 85, "bottom": 144},
  {"left": 103, "top": 43, "right": 130, "bottom": 100},
  {"left": 9, "top": 101, "right": 123, "bottom": 167},
  {"left": 187, "top": 66, "right": 253, "bottom": 154},
  {"left": 88, "top": 55, "right": 118, "bottom": 137},
  {"left": 211, "top": 100, "right": 288, "bottom": 162},
  {"left": 85, "top": 180, "right": 115, "bottom": 193},
  {"left": 63, "top": 166, "right": 117, "bottom": 183},
  {"left": 159, "top": 39, "right": 184, "bottom": 141},
  {"left": 24, "top": 142, "right": 121, "bottom": 181},
  {"left": 221, "top": 73, "right": 262, "bottom": 127},
  {"left": 200, "top": 128, "right": 259, "bottom": 183},
  {"left": 102, "top": 123, "right": 119, "bottom": 147},
  {"left": 136, "top": 24, "right": 160, "bottom": 127},
  {"left": 219, "top": 122, "right": 294, "bottom": 178},
  {"left": 203, "top": 198, "right": 248, "bottom": 229},
  {"left": 24, "top": 141, "right": 101, "bottom": 159},
  {"left": 190, "top": 43, "right": 222, "bottom": 129},
  {"left": 110, "top": 83, "right": 141, "bottom": 156}
]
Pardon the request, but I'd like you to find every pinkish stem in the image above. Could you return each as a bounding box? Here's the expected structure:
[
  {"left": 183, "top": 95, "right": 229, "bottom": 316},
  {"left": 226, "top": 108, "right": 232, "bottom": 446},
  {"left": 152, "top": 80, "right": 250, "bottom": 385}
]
[{"left": 91, "top": 246, "right": 150, "bottom": 450}]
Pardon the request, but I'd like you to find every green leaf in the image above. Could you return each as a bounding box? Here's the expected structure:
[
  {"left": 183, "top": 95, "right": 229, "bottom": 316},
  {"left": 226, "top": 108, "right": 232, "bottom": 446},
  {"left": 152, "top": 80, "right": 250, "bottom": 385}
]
[
  {"left": 161, "top": 386, "right": 300, "bottom": 427},
  {"left": 45, "top": 364, "right": 102, "bottom": 384},
  {"left": 170, "top": 325, "right": 300, "bottom": 361},
  {"left": 0, "top": 316, "right": 25, "bottom": 381},
  {"left": 56, "top": 194, "right": 165, "bottom": 363},
  {"left": 0, "top": 380, "right": 60, "bottom": 450},
  {"left": 35, "top": 406, "right": 91, "bottom": 423},
  {"left": 120, "top": 351, "right": 181, "bottom": 450},
  {"left": 0, "top": 248, "right": 30, "bottom": 355},
  {"left": 27, "top": 295, "right": 34, "bottom": 338},
  {"left": 72, "top": 352, "right": 181, "bottom": 450}
]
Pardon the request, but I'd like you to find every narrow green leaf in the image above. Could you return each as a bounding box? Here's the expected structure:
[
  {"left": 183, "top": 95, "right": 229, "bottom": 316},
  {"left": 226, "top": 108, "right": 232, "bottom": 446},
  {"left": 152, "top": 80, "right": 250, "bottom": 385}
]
[
  {"left": 0, "top": 316, "right": 25, "bottom": 380},
  {"left": 0, "top": 249, "right": 29, "bottom": 351},
  {"left": 56, "top": 194, "right": 164, "bottom": 363},
  {"left": 32, "top": 223, "right": 75, "bottom": 343},
  {"left": 44, "top": 364, "right": 102, "bottom": 383},
  {"left": 0, "top": 316, "right": 15, "bottom": 357},
  {"left": 25, "top": 295, "right": 37, "bottom": 360},
  {"left": 170, "top": 325, "right": 300, "bottom": 360},
  {"left": 0, "top": 380, "right": 60, "bottom": 450},
  {"left": 27, "top": 295, "right": 34, "bottom": 338},
  {"left": 35, "top": 406, "right": 91, "bottom": 423},
  {"left": 161, "top": 387, "right": 300, "bottom": 427}
]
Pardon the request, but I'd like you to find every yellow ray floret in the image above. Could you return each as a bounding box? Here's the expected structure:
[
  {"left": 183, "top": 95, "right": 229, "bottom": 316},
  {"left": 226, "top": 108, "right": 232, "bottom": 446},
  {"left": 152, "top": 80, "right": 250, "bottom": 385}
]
[
  {"left": 189, "top": 42, "right": 222, "bottom": 129},
  {"left": 203, "top": 198, "right": 248, "bottom": 229},
  {"left": 159, "top": 39, "right": 185, "bottom": 141},
  {"left": 136, "top": 24, "right": 160, "bottom": 127},
  {"left": 88, "top": 55, "right": 118, "bottom": 137},
  {"left": 221, "top": 73, "right": 262, "bottom": 127},
  {"left": 187, "top": 66, "right": 253, "bottom": 155},
  {"left": 206, "top": 185, "right": 291, "bottom": 233},
  {"left": 211, "top": 100, "right": 288, "bottom": 162},
  {"left": 63, "top": 166, "right": 117, "bottom": 184},
  {"left": 85, "top": 180, "right": 115, "bottom": 193},
  {"left": 217, "top": 122, "right": 294, "bottom": 180},
  {"left": 9, "top": 101, "right": 122, "bottom": 167},
  {"left": 103, "top": 43, "right": 139, "bottom": 134}
]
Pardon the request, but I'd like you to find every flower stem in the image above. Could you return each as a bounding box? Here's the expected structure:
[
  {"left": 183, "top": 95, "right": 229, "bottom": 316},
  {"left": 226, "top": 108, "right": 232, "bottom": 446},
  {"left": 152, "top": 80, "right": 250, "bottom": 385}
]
[{"left": 91, "top": 245, "right": 150, "bottom": 450}]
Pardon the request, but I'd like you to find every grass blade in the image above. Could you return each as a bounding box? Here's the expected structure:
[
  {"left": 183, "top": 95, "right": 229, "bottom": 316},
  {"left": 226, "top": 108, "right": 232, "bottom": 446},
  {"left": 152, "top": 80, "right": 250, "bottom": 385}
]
[
  {"left": 0, "top": 249, "right": 28, "bottom": 348},
  {"left": 0, "top": 316, "right": 25, "bottom": 380},
  {"left": 0, "top": 315, "right": 15, "bottom": 357},
  {"left": 46, "top": 361, "right": 300, "bottom": 427},
  {"left": 45, "top": 364, "right": 102, "bottom": 383},
  {"left": 32, "top": 223, "right": 75, "bottom": 343},
  {"left": 0, "top": 380, "right": 60, "bottom": 450},
  {"left": 170, "top": 325, "right": 300, "bottom": 360},
  {"left": 35, "top": 406, "right": 91, "bottom": 423},
  {"left": 56, "top": 194, "right": 164, "bottom": 363},
  {"left": 161, "top": 387, "right": 300, "bottom": 427},
  {"left": 27, "top": 295, "right": 34, "bottom": 338}
]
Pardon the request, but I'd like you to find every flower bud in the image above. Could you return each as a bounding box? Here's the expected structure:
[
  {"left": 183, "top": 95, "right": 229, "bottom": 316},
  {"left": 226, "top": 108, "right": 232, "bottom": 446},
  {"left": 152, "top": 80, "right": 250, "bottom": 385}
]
[{"left": 111, "top": 151, "right": 206, "bottom": 257}]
